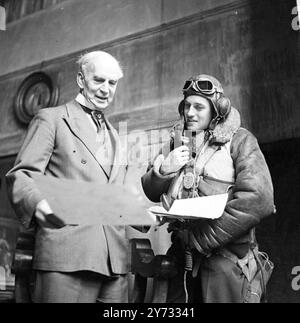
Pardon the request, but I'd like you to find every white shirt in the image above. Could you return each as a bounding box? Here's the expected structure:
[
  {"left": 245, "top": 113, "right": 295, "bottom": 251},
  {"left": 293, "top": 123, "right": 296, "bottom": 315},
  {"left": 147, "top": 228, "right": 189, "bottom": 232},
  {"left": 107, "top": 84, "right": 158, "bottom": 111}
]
[{"left": 75, "top": 93, "right": 103, "bottom": 133}]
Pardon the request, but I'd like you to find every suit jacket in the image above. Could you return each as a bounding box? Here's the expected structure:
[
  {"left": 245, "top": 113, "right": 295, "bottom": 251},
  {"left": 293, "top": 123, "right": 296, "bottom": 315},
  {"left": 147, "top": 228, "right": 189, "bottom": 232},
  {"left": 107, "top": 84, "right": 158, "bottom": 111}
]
[{"left": 6, "top": 100, "right": 129, "bottom": 275}]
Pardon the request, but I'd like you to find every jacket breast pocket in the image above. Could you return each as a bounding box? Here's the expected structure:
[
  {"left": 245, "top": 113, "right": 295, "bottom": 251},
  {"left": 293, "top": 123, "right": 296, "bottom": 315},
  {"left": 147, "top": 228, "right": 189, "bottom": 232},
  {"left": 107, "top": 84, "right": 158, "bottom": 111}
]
[{"left": 197, "top": 175, "right": 234, "bottom": 197}]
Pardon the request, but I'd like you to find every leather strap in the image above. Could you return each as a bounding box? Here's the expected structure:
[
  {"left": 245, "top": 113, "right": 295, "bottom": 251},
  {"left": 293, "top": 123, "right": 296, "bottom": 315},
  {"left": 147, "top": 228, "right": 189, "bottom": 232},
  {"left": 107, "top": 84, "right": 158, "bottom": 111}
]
[
  {"left": 167, "top": 143, "right": 220, "bottom": 201},
  {"left": 250, "top": 228, "right": 268, "bottom": 303},
  {"left": 195, "top": 144, "right": 220, "bottom": 176}
]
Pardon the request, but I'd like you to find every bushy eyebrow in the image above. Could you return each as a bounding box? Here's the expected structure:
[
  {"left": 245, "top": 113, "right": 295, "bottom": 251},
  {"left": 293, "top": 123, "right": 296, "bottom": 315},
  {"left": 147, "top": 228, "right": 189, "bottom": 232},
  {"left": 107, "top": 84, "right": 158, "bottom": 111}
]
[
  {"left": 93, "top": 76, "right": 118, "bottom": 83},
  {"left": 93, "top": 76, "right": 105, "bottom": 81}
]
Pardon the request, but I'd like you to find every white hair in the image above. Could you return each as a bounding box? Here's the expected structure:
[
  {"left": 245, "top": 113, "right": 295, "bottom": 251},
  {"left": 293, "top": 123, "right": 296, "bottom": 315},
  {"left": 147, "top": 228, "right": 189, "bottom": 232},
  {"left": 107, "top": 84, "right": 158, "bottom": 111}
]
[{"left": 77, "top": 51, "right": 123, "bottom": 79}]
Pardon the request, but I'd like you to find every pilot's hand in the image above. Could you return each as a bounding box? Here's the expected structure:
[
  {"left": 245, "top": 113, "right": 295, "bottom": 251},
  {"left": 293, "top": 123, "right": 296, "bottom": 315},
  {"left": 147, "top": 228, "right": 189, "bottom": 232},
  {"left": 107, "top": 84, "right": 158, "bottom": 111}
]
[
  {"left": 167, "top": 219, "right": 186, "bottom": 233},
  {"left": 160, "top": 145, "right": 190, "bottom": 175}
]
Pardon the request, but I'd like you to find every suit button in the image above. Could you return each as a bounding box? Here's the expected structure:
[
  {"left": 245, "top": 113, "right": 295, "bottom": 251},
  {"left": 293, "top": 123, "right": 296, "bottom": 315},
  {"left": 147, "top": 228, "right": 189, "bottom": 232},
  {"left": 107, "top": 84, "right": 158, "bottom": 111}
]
[{"left": 81, "top": 159, "right": 87, "bottom": 164}]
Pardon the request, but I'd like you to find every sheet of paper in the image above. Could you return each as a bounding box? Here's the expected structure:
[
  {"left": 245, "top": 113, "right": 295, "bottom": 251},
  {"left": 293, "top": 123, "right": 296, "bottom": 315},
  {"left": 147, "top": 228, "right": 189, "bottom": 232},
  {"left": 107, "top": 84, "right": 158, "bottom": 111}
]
[
  {"left": 31, "top": 174, "right": 156, "bottom": 226},
  {"left": 148, "top": 193, "right": 228, "bottom": 220}
]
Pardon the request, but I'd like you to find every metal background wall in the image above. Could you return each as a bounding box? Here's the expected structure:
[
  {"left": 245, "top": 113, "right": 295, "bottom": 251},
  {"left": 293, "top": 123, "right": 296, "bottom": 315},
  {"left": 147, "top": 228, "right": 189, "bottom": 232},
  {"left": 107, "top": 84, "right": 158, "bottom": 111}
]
[{"left": 0, "top": 0, "right": 299, "bottom": 302}]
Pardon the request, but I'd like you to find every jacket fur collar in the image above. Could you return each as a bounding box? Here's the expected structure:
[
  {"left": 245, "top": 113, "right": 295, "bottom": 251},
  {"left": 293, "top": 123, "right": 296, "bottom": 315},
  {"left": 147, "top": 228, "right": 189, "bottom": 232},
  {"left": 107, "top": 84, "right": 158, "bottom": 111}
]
[{"left": 209, "top": 107, "right": 241, "bottom": 145}]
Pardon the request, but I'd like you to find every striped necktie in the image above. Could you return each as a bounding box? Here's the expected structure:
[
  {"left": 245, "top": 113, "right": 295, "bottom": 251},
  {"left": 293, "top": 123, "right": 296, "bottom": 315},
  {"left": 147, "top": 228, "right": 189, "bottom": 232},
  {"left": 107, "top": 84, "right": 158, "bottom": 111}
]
[
  {"left": 81, "top": 105, "right": 105, "bottom": 133},
  {"left": 90, "top": 110, "right": 105, "bottom": 133}
]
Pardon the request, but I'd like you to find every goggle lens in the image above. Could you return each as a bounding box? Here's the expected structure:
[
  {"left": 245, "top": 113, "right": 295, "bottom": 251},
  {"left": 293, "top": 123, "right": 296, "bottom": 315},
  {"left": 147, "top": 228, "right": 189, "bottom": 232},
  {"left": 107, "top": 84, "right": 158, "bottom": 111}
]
[
  {"left": 183, "top": 80, "right": 193, "bottom": 91},
  {"left": 197, "top": 80, "right": 213, "bottom": 91}
]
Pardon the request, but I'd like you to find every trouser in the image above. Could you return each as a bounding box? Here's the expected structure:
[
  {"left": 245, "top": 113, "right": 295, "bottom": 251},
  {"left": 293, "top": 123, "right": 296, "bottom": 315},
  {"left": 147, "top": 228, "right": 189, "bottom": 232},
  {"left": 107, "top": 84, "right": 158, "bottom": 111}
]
[
  {"left": 32, "top": 270, "right": 128, "bottom": 303},
  {"left": 166, "top": 252, "right": 250, "bottom": 303},
  {"left": 0, "top": 266, "right": 6, "bottom": 290}
]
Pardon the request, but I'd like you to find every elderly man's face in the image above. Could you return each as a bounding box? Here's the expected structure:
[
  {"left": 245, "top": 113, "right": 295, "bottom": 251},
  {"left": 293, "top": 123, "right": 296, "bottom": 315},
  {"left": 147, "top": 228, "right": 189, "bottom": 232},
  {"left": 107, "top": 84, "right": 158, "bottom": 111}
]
[
  {"left": 184, "top": 95, "right": 212, "bottom": 131},
  {"left": 78, "top": 58, "right": 120, "bottom": 110}
]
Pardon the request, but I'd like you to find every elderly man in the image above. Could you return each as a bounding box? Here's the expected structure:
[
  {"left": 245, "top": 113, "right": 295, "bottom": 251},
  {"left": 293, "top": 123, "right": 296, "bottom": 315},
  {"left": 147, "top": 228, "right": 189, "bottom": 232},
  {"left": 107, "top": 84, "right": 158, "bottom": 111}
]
[{"left": 6, "top": 51, "right": 130, "bottom": 303}]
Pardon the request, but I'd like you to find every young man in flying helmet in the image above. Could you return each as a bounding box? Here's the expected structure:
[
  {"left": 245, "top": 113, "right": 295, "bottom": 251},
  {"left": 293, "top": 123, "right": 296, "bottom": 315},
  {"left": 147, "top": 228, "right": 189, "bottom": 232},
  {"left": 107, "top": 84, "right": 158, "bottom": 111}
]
[{"left": 142, "top": 74, "right": 275, "bottom": 303}]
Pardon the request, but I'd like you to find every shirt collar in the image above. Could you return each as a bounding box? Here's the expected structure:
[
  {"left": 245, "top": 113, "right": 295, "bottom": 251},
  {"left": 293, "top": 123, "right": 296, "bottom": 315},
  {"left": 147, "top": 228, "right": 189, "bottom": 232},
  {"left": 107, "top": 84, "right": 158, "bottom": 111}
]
[
  {"left": 75, "top": 93, "right": 112, "bottom": 131},
  {"left": 75, "top": 93, "right": 96, "bottom": 111}
]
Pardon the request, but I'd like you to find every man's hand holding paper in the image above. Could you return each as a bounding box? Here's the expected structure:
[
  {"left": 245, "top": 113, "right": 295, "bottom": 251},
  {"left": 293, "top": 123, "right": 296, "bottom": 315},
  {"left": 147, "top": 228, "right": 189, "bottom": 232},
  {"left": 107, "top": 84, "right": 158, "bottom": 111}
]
[{"left": 35, "top": 199, "right": 69, "bottom": 229}]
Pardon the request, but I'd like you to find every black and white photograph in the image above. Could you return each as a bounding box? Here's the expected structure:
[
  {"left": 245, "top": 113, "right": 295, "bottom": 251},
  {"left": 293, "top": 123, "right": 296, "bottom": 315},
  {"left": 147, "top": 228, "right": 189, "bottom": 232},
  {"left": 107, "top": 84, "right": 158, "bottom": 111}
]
[{"left": 0, "top": 0, "right": 299, "bottom": 310}]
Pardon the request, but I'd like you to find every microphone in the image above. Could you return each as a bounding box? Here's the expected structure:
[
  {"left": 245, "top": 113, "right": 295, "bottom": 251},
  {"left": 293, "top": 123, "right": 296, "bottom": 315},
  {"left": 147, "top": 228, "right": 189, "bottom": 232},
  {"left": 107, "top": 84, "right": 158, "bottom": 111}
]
[{"left": 171, "top": 121, "right": 196, "bottom": 159}]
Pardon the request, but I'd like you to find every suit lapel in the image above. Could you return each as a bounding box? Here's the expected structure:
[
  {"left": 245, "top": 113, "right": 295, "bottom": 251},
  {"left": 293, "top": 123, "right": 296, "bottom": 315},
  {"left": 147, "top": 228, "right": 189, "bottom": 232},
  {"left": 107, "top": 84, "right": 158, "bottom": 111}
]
[
  {"left": 106, "top": 119, "right": 122, "bottom": 183},
  {"left": 63, "top": 101, "right": 110, "bottom": 179}
]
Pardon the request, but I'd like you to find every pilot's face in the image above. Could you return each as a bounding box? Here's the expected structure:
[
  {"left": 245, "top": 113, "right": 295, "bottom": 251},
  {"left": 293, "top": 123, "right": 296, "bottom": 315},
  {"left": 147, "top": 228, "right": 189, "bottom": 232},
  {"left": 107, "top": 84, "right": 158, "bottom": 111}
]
[{"left": 184, "top": 95, "right": 212, "bottom": 131}]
